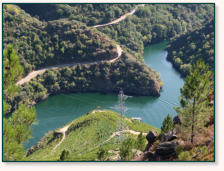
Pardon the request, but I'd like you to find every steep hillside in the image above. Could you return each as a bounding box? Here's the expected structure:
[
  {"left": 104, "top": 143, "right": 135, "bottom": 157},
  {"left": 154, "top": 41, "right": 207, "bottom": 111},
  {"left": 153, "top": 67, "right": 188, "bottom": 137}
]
[
  {"left": 26, "top": 110, "right": 160, "bottom": 161},
  {"left": 17, "top": 52, "right": 162, "bottom": 106},
  {"left": 97, "top": 4, "right": 214, "bottom": 62},
  {"left": 3, "top": 4, "right": 163, "bottom": 112},
  {"left": 166, "top": 20, "right": 214, "bottom": 77},
  {"left": 3, "top": 4, "right": 118, "bottom": 73},
  {"left": 18, "top": 4, "right": 136, "bottom": 26}
]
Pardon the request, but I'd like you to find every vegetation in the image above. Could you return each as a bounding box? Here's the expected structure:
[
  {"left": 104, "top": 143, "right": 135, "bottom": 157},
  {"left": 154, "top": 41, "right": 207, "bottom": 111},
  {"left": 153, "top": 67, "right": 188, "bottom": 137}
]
[
  {"left": 167, "top": 20, "right": 214, "bottom": 77},
  {"left": 3, "top": 45, "right": 36, "bottom": 161},
  {"left": 13, "top": 53, "right": 161, "bottom": 109},
  {"left": 175, "top": 59, "right": 213, "bottom": 144},
  {"left": 18, "top": 4, "right": 136, "bottom": 26},
  {"left": 98, "top": 4, "right": 214, "bottom": 62},
  {"left": 136, "top": 132, "right": 146, "bottom": 151},
  {"left": 27, "top": 110, "right": 159, "bottom": 161},
  {"left": 59, "top": 150, "right": 70, "bottom": 161},
  {"left": 161, "top": 114, "right": 173, "bottom": 134},
  {"left": 97, "top": 147, "right": 108, "bottom": 161},
  {"left": 120, "top": 137, "right": 136, "bottom": 161},
  {"left": 3, "top": 4, "right": 118, "bottom": 73},
  {"left": 2, "top": 3, "right": 214, "bottom": 161}
]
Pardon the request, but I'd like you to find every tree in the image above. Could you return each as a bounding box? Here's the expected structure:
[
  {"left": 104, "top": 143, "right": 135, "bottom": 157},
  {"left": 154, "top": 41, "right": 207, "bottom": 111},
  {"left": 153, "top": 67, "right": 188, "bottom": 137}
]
[
  {"left": 119, "top": 137, "right": 136, "bottom": 161},
  {"left": 175, "top": 59, "right": 213, "bottom": 144},
  {"left": 3, "top": 45, "right": 36, "bottom": 161},
  {"left": 136, "top": 132, "right": 146, "bottom": 151},
  {"left": 161, "top": 114, "right": 173, "bottom": 134},
  {"left": 97, "top": 147, "right": 108, "bottom": 161},
  {"left": 3, "top": 44, "right": 24, "bottom": 114},
  {"left": 60, "top": 150, "right": 70, "bottom": 161}
]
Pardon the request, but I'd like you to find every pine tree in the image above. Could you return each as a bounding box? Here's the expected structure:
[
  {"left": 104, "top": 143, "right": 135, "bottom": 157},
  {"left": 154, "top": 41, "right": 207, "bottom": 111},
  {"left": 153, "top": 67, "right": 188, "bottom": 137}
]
[
  {"left": 3, "top": 45, "right": 36, "bottom": 161},
  {"left": 120, "top": 137, "right": 136, "bottom": 160},
  {"left": 137, "top": 132, "right": 146, "bottom": 151},
  {"left": 175, "top": 59, "right": 213, "bottom": 144},
  {"left": 161, "top": 114, "right": 173, "bottom": 134}
]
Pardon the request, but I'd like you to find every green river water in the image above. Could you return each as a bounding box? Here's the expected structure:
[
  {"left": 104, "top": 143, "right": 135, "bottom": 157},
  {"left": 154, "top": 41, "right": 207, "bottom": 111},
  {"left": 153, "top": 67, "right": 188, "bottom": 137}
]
[{"left": 25, "top": 42, "right": 184, "bottom": 149}]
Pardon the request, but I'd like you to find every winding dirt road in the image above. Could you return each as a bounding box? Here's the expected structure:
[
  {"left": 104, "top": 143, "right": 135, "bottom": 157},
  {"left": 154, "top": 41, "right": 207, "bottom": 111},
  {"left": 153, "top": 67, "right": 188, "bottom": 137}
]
[
  {"left": 17, "top": 4, "right": 145, "bottom": 85},
  {"left": 16, "top": 45, "right": 122, "bottom": 85},
  {"left": 93, "top": 4, "right": 145, "bottom": 28},
  {"left": 52, "top": 126, "right": 146, "bottom": 152},
  {"left": 103, "top": 130, "right": 147, "bottom": 144}
]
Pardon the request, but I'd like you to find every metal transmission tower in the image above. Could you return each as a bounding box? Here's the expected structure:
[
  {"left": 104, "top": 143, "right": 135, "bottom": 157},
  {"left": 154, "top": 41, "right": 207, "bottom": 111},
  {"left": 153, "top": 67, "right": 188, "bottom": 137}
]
[{"left": 112, "top": 90, "right": 131, "bottom": 148}]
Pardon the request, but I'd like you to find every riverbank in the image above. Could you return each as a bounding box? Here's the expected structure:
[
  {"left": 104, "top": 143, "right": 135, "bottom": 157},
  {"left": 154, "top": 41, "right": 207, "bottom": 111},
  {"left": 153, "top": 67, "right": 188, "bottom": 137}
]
[{"left": 25, "top": 42, "right": 183, "bottom": 149}]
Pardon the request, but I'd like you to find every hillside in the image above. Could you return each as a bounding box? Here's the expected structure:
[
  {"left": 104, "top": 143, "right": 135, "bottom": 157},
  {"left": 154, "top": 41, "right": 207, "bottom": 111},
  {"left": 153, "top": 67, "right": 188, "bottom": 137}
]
[
  {"left": 17, "top": 53, "right": 161, "bottom": 107},
  {"left": 97, "top": 4, "right": 214, "bottom": 62},
  {"left": 166, "top": 20, "right": 214, "bottom": 77},
  {"left": 3, "top": 4, "right": 118, "bottom": 73},
  {"left": 18, "top": 4, "right": 136, "bottom": 26},
  {"left": 3, "top": 4, "right": 163, "bottom": 112},
  {"left": 2, "top": 3, "right": 214, "bottom": 162},
  {"left": 26, "top": 110, "right": 160, "bottom": 161}
]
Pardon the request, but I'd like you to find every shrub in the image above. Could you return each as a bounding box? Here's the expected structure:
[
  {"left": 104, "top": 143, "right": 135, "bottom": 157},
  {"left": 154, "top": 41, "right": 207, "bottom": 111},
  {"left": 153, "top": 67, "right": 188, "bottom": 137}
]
[
  {"left": 136, "top": 132, "right": 146, "bottom": 151},
  {"left": 119, "top": 137, "right": 136, "bottom": 161},
  {"left": 97, "top": 147, "right": 108, "bottom": 161},
  {"left": 59, "top": 150, "right": 69, "bottom": 161},
  {"left": 178, "top": 151, "right": 192, "bottom": 161}
]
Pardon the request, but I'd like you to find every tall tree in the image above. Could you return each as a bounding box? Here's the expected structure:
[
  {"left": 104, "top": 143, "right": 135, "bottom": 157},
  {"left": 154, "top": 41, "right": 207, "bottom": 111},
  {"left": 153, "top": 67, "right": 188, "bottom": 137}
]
[
  {"left": 3, "top": 44, "right": 23, "bottom": 114},
  {"left": 175, "top": 59, "right": 213, "bottom": 144},
  {"left": 3, "top": 45, "right": 36, "bottom": 161},
  {"left": 161, "top": 114, "right": 173, "bottom": 134}
]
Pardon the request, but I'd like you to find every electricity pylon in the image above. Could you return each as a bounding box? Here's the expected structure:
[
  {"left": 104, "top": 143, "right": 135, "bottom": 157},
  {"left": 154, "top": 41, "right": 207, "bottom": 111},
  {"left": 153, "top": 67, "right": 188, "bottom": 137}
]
[{"left": 112, "top": 90, "right": 131, "bottom": 149}]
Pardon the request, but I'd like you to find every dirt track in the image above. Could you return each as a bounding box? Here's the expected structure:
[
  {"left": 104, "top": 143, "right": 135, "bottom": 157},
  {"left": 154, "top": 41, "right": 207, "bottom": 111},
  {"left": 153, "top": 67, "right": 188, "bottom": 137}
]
[
  {"left": 16, "top": 45, "right": 122, "bottom": 85},
  {"left": 92, "top": 4, "right": 145, "bottom": 28}
]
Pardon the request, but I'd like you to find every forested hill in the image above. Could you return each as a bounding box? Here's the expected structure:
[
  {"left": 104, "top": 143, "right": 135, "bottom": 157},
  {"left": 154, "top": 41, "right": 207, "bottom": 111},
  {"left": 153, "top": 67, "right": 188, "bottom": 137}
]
[
  {"left": 166, "top": 20, "right": 214, "bottom": 77},
  {"left": 17, "top": 4, "right": 136, "bottom": 26},
  {"left": 97, "top": 4, "right": 214, "bottom": 62},
  {"left": 3, "top": 4, "right": 118, "bottom": 74}
]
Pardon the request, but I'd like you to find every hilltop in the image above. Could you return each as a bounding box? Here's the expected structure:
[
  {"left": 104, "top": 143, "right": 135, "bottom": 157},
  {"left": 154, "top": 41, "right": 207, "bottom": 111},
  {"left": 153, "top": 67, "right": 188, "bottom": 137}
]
[{"left": 26, "top": 110, "right": 160, "bottom": 161}]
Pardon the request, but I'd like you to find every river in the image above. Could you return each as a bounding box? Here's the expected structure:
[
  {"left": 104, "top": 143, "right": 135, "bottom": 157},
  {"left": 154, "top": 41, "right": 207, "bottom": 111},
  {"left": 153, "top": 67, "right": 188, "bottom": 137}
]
[{"left": 25, "top": 42, "right": 184, "bottom": 149}]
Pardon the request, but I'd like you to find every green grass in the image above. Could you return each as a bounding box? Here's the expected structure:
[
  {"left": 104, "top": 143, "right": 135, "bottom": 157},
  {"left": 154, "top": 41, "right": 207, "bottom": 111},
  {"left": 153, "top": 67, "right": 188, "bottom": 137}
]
[{"left": 27, "top": 110, "right": 159, "bottom": 161}]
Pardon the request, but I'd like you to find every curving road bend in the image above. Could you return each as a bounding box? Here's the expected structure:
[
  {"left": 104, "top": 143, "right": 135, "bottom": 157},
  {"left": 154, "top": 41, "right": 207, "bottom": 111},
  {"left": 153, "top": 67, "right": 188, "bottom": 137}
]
[
  {"left": 16, "top": 45, "right": 123, "bottom": 85},
  {"left": 16, "top": 4, "right": 145, "bottom": 85},
  {"left": 92, "top": 4, "right": 145, "bottom": 28}
]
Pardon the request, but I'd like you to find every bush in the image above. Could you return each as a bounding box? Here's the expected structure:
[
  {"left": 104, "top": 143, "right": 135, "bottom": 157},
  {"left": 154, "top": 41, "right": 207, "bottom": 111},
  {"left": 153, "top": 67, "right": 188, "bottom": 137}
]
[
  {"left": 178, "top": 151, "right": 192, "bottom": 161},
  {"left": 119, "top": 137, "right": 136, "bottom": 161},
  {"left": 59, "top": 149, "right": 69, "bottom": 161},
  {"left": 136, "top": 132, "right": 146, "bottom": 151},
  {"left": 97, "top": 147, "right": 108, "bottom": 161}
]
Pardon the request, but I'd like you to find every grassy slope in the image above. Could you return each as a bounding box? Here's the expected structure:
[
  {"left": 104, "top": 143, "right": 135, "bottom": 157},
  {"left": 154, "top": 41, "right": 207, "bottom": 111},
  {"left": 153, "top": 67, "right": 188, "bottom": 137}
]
[{"left": 27, "top": 110, "right": 160, "bottom": 161}]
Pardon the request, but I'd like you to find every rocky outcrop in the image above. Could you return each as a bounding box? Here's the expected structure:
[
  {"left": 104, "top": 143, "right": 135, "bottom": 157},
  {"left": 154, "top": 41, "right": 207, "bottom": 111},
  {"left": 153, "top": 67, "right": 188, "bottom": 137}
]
[
  {"left": 155, "top": 142, "right": 177, "bottom": 157},
  {"left": 144, "top": 128, "right": 179, "bottom": 161},
  {"left": 146, "top": 130, "right": 159, "bottom": 150},
  {"left": 145, "top": 142, "right": 178, "bottom": 161},
  {"left": 173, "top": 115, "right": 181, "bottom": 125},
  {"left": 160, "top": 131, "right": 177, "bottom": 142}
]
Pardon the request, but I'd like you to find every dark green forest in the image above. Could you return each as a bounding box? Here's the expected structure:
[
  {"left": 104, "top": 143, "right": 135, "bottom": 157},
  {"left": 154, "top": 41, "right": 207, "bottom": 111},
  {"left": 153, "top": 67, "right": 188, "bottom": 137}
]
[
  {"left": 167, "top": 20, "right": 214, "bottom": 77},
  {"left": 97, "top": 4, "right": 214, "bottom": 61},
  {"left": 18, "top": 4, "right": 136, "bottom": 26},
  {"left": 3, "top": 5, "right": 118, "bottom": 73}
]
